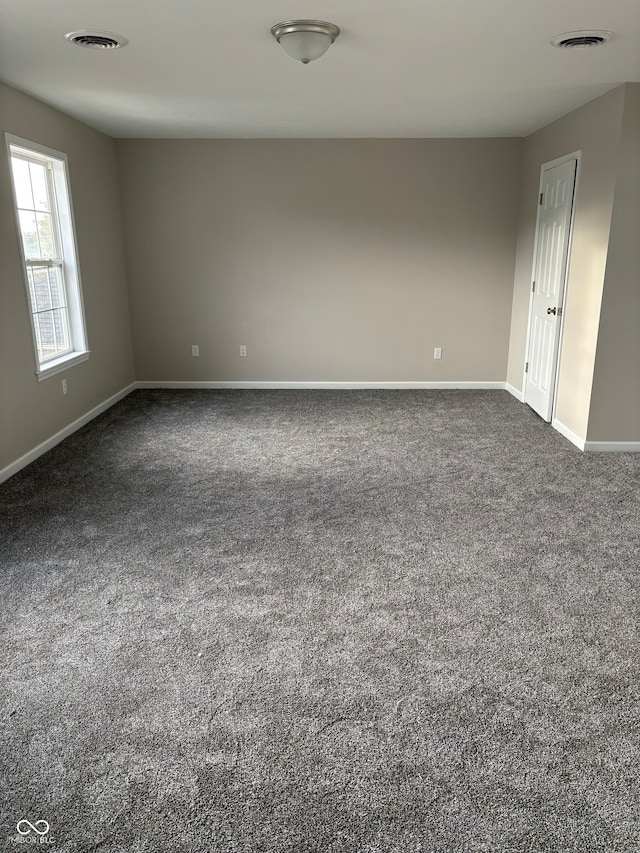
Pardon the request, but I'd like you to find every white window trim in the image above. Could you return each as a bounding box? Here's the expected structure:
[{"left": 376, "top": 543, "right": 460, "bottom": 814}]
[
  {"left": 35, "top": 351, "right": 91, "bottom": 380},
  {"left": 5, "top": 133, "right": 90, "bottom": 381}
]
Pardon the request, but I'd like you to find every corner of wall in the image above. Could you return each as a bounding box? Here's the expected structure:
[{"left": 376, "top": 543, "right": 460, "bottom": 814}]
[
  {"left": 586, "top": 83, "right": 640, "bottom": 443},
  {"left": 0, "top": 82, "right": 136, "bottom": 473}
]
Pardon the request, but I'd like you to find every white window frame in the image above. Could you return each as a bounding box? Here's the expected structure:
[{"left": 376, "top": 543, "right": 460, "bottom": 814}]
[{"left": 5, "top": 133, "right": 90, "bottom": 380}]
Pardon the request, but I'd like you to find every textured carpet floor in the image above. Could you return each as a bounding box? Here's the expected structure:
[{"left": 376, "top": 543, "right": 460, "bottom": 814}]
[{"left": 1, "top": 389, "right": 639, "bottom": 852}]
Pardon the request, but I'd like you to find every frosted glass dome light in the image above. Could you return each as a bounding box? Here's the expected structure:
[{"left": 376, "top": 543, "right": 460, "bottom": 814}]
[{"left": 271, "top": 21, "right": 340, "bottom": 64}]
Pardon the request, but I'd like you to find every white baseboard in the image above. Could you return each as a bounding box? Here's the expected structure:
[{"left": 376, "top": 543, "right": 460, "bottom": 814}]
[
  {"left": 583, "top": 440, "right": 640, "bottom": 453},
  {"left": 505, "top": 383, "right": 524, "bottom": 402},
  {"left": 552, "top": 418, "right": 586, "bottom": 451},
  {"left": 550, "top": 421, "right": 640, "bottom": 452},
  {"left": 136, "top": 380, "right": 507, "bottom": 390},
  {"left": 0, "top": 382, "right": 137, "bottom": 485}
]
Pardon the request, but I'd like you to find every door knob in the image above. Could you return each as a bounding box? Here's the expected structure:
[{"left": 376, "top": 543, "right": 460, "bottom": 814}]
[{"left": 547, "top": 307, "right": 557, "bottom": 315}]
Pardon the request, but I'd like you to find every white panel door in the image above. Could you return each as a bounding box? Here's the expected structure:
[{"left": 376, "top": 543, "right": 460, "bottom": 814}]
[{"left": 524, "top": 158, "right": 577, "bottom": 422}]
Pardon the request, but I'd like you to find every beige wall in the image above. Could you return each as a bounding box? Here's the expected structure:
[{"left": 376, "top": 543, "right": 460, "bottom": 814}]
[
  {"left": 587, "top": 84, "right": 640, "bottom": 442},
  {"left": 506, "top": 86, "right": 625, "bottom": 439},
  {"left": 0, "top": 83, "right": 134, "bottom": 472},
  {"left": 117, "top": 139, "right": 523, "bottom": 382},
  {"left": 2, "top": 81, "right": 635, "bottom": 474}
]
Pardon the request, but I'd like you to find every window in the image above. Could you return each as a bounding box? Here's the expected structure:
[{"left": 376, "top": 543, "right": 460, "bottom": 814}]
[{"left": 6, "top": 135, "right": 89, "bottom": 379}]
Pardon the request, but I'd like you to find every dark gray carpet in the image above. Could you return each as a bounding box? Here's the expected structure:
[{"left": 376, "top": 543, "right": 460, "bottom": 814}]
[{"left": 1, "top": 390, "right": 639, "bottom": 852}]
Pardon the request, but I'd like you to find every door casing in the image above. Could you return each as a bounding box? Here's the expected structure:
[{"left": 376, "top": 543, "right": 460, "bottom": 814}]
[{"left": 523, "top": 150, "right": 581, "bottom": 422}]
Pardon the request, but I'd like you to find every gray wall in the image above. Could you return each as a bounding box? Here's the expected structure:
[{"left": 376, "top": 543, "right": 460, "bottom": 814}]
[
  {"left": 506, "top": 87, "right": 626, "bottom": 440},
  {"left": 2, "top": 81, "right": 636, "bottom": 475},
  {"left": 0, "top": 83, "right": 135, "bottom": 473},
  {"left": 116, "top": 139, "right": 523, "bottom": 383},
  {"left": 587, "top": 84, "right": 640, "bottom": 442}
]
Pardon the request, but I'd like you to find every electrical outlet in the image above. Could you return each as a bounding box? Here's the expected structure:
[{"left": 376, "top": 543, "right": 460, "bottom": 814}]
[
  {"left": 62, "top": 379, "right": 68, "bottom": 395},
  {"left": 191, "top": 345, "right": 200, "bottom": 357},
  {"left": 434, "top": 347, "right": 442, "bottom": 360},
  {"left": 239, "top": 345, "right": 247, "bottom": 357}
]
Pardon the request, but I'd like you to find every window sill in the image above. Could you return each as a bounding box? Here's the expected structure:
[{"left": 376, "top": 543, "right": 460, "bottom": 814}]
[{"left": 36, "top": 351, "right": 90, "bottom": 381}]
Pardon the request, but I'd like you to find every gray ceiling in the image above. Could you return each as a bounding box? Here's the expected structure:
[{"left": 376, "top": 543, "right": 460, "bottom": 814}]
[{"left": 1, "top": 0, "right": 639, "bottom": 138}]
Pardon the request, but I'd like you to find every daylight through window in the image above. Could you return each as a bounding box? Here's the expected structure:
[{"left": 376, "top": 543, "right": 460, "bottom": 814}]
[{"left": 7, "top": 136, "right": 88, "bottom": 379}]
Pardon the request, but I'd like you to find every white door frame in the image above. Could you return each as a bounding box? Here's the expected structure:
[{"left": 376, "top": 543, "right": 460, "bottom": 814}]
[{"left": 522, "top": 149, "right": 581, "bottom": 421}]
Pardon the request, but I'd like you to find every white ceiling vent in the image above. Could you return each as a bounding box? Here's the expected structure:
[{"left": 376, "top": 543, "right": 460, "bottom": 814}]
[
  {"left": 551, "top": 30, "right": 613, "bottom": 48},
  {"left": 65, "top": 30, "right": 129, "bottom": 49}
]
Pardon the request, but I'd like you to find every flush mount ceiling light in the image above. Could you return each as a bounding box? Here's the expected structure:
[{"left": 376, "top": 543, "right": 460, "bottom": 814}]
[
  {"left": 551, "top": 30, "right": 614, "bottom": 48},
  {"left": 65, "top": 29, "right": 129, "bottom": 49},
  {"left": 271, "top": 20, "right": 340, "bottom": 64}
]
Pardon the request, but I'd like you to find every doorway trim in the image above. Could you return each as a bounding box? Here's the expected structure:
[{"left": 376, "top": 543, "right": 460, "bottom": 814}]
[{"left": 522, "top": 149, "right": 582, "bottom": 422}]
